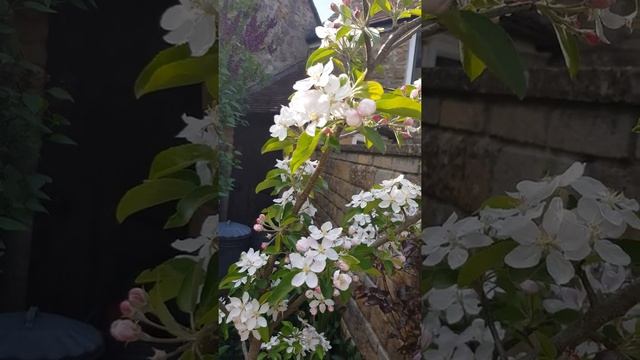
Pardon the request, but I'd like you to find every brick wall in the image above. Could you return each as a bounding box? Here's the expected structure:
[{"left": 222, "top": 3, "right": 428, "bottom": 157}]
[
  {"left": 314, "top": 144, "right": 421, "bottom": 360},
  {"left": 421, "top": 66, "right": 640, "bottom": 227}
]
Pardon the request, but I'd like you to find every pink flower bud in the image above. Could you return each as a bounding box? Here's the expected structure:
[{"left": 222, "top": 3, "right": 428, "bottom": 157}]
[
  {"left": 424, "top": 0, "right": 453, "bottom": 15},
  {"left": 371, "top": 114, "right": 382, "bottom": 122},
  {"left": 119, "top": 300, "right": 136, "bottom": 318},
  {"left": 345, "top": 109, "right": 362, "bottom": 127},
  {"left": 519, "top": 280, "right": 540, "bottom": 294},
  {"left": 410, "top": 89, "right": 420, "bottom": 99},
  {"left": 305, "top": 289, "right": 315, "bottom": 298},
  {"left": 404, "top": 118, "right": 415, "bottom": 127},
  {"left": 253, "top": 224, "right": 264, "bottom": 232},
  {"left": 328, "top": 305, "right": 334, "bottom": 312},
  {"left": 333, "top": 289, "right": 340, "bottom": 297},
  {"left": 256, "top": 214, "right": 266, "bottom": 224},
  {"left": 110, "top": 319, "right": 142, "bottom": 342},
  {"left": 260, "top": 242, "right": 268, "bottom": 250},
  {"left": 323, "top": 127, "right": 333, "bottom": 136},
  {"left": 337, "top": 260, "right": 350, "bottom": 271},
  {"left": 357, "top": 99, "right": 376, "bottom": 117},
  {"left": 314, "top": 287, "right": 322, "bottom": 293},
  {"left": 342, "top": 0, "right": 351, "bottom": 6},
  {"left": 584, "top": 31, "right": 600, "bottom": 46},
  {"left": 128, "top": 288, "right": 148, "bottom": 308},
  {"left": 330, "top": 2, "right": 339, "bottom": 12}
]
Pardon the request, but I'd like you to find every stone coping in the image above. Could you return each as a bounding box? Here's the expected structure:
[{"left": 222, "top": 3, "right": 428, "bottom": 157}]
[
  {"left": 422, "top": 67, "right": 640, "bottom": 104},
  {"left": 339, "top": 143, "right": 420, "bottom": 157}
]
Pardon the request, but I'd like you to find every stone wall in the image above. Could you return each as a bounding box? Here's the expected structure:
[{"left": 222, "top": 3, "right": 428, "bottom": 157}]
[
  {"left": 421, "top": 66, "right": 640, "bottom": 227},
  {"left": 314, "top": 144, "right": 421, "bottom": 360}
]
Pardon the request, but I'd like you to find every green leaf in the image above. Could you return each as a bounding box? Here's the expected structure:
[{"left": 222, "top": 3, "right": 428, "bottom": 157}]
[
  {"left": 457, "top": 241, "right": 517, "bottom": 287},
  {"left": 375, "top": 94, "right": 421, "bottom": 118},
  {"left": 268, "top": 271, "right": 297, "bottom": 305},
  {"left": 290, "top": 132, "right": 321, "bottom": 174},
  {"left": 460, "top": 43, "right": 486, "bottom": 81},
  {"left": 0, "top": 216, "right": 29, "bottom": 231},
  {"left": 116, "top": 179, "right": 197, "bottom": 223},
  {"left": 47, "top": 87, "right": 74, "bottom": 102},
  {"left": 49, "top": 133, "right": 77, "bottom": 145},
  {"left": 534, "top": 331, "right": 557, "bottom": 359},
  {"left": 149, "top": 144, "right": 215, "bottom": 179},
  {"left": 135, "top": 44, "right": 217, "bottom": 98},
  {"left": 261, "top": 137, "right": 294, "bottom": 154},
  {"left": 552, "top": 23, "right": 580, "bottom": 79},
  {"left": 148, "top": 287, "right": 191, "bottom": 337},
  {"left": 358, "top": 81, "right": 384, "bottom": 100},
  {"left": 22, "top": 94, "right": 44, "bottom": 114},
  {"left": 257, "top": 327, "right": 270, "bottom": 341},
  {"left": 195, "top": 255, "right": 219, "bottom": 326},
  {"left": 359, "top": 127, "right": 386, "bottom": 153},
  {"left": 255, "top": 178, "right": 281, "bottom": 194},
  {"left": 439, "top": 10, "right": 527, "bottom": 99},
  {"left": 22, "top": 1, "right": 56, "bottom": 13},
  {"left": 481, "top": 195, "right": 519, "bottom": 209},
  {"left": 164, "top": 185, "right": 216, "bottom": 229},
  {"left": 176, "top": 259, "right": 204, "bottom": 313},
  {"left": 306, "top": 47, "right": 335, "bottom": 69}
]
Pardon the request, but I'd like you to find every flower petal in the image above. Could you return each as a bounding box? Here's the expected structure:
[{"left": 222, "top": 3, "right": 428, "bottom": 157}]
[
  {"left": 447, "top": 247, "right": 468, "bottom": 270},
  {"left": 291, "top": 272, "right": 306, "bottom": 287},
  {"left": 594, "top": 239, "right": 631, "bottom": 266},
  {"left": 504, "top": 245, "right": 542, "bottom": 268},
  {"left": 546, "top": 250, "right": 574, "bottom": 284}
]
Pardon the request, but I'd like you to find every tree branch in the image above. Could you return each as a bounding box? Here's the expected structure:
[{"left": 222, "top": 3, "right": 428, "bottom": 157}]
[
  {"left": 552, "top": 278, "right": 640, "bottom": 352},
  {"left": 369, "top": 212, "right": 421, "bottom": 248}
]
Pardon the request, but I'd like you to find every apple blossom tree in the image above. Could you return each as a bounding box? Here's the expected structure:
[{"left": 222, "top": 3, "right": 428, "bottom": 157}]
[{"left": 104, "top": 0, "right": 640, "bottom": 359}]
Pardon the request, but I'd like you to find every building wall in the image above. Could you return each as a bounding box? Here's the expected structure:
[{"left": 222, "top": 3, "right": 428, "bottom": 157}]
[
  {"left": 421, "top": 67, "right": 640, "bottom": 229},
  {"left": 314, "top": 144, "right": 421, "bottom": 360}
]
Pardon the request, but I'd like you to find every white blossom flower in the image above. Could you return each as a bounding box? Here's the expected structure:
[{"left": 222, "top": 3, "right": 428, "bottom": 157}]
[
  {"left": 261, "top": 336, "right": 280, "bottom": 350},
  {"left": 176, "top": 111, "right": 217, "bottom": 147},
  {"left": 585, "top": 262, "right": 627, "bottom": 294},
  {"left": 504, "top": 197, "right": 590, "bottom": 284},
  {"left": 171, "top": 215, "right": 217, "bottom": 264},
  {"left": 576, "top": 197, "right": 630, "bottom": 266},
  {"left": 347, "top": 191, "right": 374, "bottom": 209},
  {"left": 289, "top": 89, "right": 331, "bottom": 136},
  {"left": 572, "top": 176, "right": 640, "bottom": 228},
  {"left": 236, "top": 248, "right": 268, "bottom": 276},
  {"left": 160, "top": 0, "right": 216, "bottom": 56},
  {"left": 594, "top": 7, "right": 637, "bottom": 43},
  {"left": 323, "top": 74, "right": 352, "bottom": 103},
  {"left": 309, "top": 222, "right": 342, "bottom": 241},
  {"left": 542, "top": 285, "right": 586, "bottom": 314},
  {"left": 315, "top": 20, "right": 339, "bottom": 47},
  {"left": 293, "top": 60, "right": 334, "bottom": 91},
  {"left": 269, "top": 106, "right": 297, "bottom": 141},
  {"left": 422, "top": 213, "right": 493, "bottom": 270},
  {"left": 621, "top": 304, "right": 640, "bottom": 333},
  {"left": 427, "top": 285, "right": 481, "bottom": 324},
  {"left": 267, "top": 299, "right": 288, "bottom": 321},
  {"left": 225, "top": 292, "right": 269, "bottom": 341},
  {"left": 332, "top": 270, "right": 352, "bottom": 291},
  {"left": 306, "top": 238, "right": 339, "bottom": 261},
  {"left": 290, "top": 253, "right": 326, "bottom": 288},
  {"left": 306, "top": 289, "right": 335, "bottom": 314}
]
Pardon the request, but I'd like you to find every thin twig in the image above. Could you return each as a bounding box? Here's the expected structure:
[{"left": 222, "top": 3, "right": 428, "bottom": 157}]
[{"left": 576, "top": 264, "right": 598, "bottom": 308}]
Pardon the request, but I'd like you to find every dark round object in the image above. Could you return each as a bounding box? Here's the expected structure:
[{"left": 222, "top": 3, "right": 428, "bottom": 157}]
[
  {"left": 0, "top": 307, "right": 103, "bottom": 360},
  {"left": 218, "top": 221, "right": 252, "bottom": 279}
]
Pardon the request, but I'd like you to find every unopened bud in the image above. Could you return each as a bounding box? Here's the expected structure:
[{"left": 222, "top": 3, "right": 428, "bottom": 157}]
[
  {"left": 260, "top": 242, "right": 268, "bottom": 250},
  {"left": 345, "top": 108, "right": 363, "bottom": 127},
  {"left": 519, "top": 280, "right": 540, "bottom": 294},
  {"left": 357, "top": 99, "right": 376, "bottom": 117},
  {"left": 330, "top": 2, "right": 339, "bottom": 13},
  {"left": 584, "top": 31, "right": 600, "bottom": 46},
  {"left": 110, "top": 319, "right": 142, "bottom": 342},
  {"left": 119, "top": 300, "right": 136, "bottom": 318},
  {"left": 404, "top": 118, "right": 415, "bottom": 127},
  {"left": 128, "top": 288, "right": 148, "bottom": 308},
  {"left": 342, "top": 0, "right": 351, "bottom": 6},
  {"left": 253, "top": 224, "right": 264, "bottom": 232}
]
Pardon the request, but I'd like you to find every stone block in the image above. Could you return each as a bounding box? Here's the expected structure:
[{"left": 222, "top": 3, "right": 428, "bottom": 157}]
[
  {"left": 547, "top": 105, "right": 635, "bottom": 158},
  {"left": 636, "top": 136, "right": 640, "bottom": 159},
  {"left": 422, "top": 129, "right": 496, "bottom": 211},
  {"left": 390, "top": 156, "right": 421, "bottom": 174},
  {"left": 422, "top": 196, "right": 463, "bottom": 226},
  {"left": 423, "top": 97, "right": 441, "bottom": 125},
  {"left": 374, "top": 169, "right": 402, "bottom": 185},
  {"left": 440, "top": 97, "right": 486, "bottom": 133},
  {"left": 492, "top": 145, "right": 577, "bottom": 196},
  {"left": 488, "top": 102, "right": 549, "bottom": 145}
]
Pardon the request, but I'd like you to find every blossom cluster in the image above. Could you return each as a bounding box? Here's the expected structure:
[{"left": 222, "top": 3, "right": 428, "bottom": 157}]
[
  {"left": 160, "top": 0, "right": 217, "bottom": 56},
  {"left": 223, "top": 292, "right": 270, "bottom": 341},
  {"left": 422, "top": 162, "right": 640, "bottom": 358},
  {"left": 261, "top": 319, "right": 332, "bottom": 358}
]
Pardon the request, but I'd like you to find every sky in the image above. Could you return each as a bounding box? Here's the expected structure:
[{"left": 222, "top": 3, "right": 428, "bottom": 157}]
[{"left": 313, "top": 0, "right": 335, "bottom": 21}]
